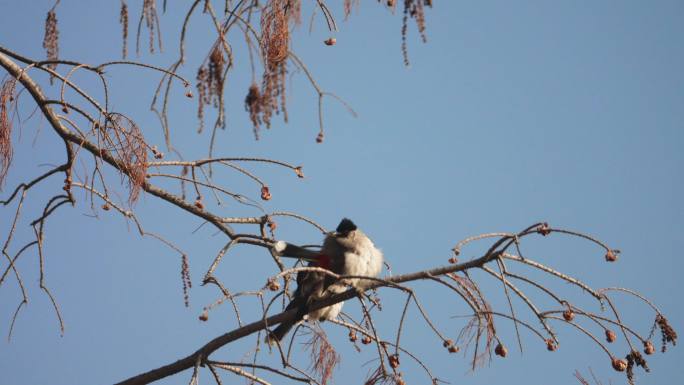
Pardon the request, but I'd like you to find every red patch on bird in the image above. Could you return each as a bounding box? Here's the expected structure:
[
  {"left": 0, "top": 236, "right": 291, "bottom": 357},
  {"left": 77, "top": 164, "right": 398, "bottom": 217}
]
[{"left": 315, "top": 254, "right": 331, "bottom": 270}]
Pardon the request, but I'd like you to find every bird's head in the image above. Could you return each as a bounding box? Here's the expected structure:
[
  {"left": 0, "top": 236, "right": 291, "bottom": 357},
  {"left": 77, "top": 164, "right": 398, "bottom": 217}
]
[{"left": 335, "top": 218, "right": 357, "bottom": 237}]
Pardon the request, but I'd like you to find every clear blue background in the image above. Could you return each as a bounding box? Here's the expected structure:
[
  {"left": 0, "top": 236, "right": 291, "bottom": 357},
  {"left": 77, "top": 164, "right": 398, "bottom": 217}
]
[{"left": 1, "top": 1, "right": 682, "bottom": 384}]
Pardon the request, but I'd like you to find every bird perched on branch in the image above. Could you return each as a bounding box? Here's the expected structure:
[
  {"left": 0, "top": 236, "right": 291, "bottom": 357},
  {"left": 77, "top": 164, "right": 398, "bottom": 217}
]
[{"left": 267, "top": 218, "right": 383, "bottom": 343}]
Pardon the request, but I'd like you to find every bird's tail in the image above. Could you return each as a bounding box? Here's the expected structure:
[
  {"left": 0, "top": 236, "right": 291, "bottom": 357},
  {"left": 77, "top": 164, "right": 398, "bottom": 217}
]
[{"left": 266, "top": 298, "right": 308, "bottom": 344}]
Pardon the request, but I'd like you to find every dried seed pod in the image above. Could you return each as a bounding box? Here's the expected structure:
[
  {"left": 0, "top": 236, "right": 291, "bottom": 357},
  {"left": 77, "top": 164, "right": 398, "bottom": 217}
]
[
  {"left": 101, "top": 204, "right": 111, "bottom": 211},
  {"left": 538, "top": 222, "right": 551, "bottom": 236},
  {"left": 443, "top": 339, "right": 453, "bottom": 348},
  {"left": 294, "top": 166, "right": 304, "bottom": 178},
  {"left": 316, "top": 132, "right": 324, "bottom": 143},
  {"left": 361, "top": 335, "right": 372, "bottom": 345},
  {"left": 495, "top": 343, "right": 507, "bottom": 357},
  {"left": 261, "top": 186, "right": 272, "bottom": 201},
  {"left": 348, "top": 330, "right": 357, "bottom": 342},
  {"left": 644, "top": 340, "right": 655, "bottom": 355},
  {"left": 448, "top": 345, "right": 459, "bottom": 353},
  {"left": 563, "top": 309, "right": 575, "bottom": 322},
  {"left": 194, "top": 199, "right": 204, "bottom": 209},
  {"left": 605, "top": 250, "right": 618, "bottom": 262},
  {"left": 546, "top": 339, "right": 557, "bottom": 351},
  {"left": 612, "top": 357, "right": 628, "bottom": 372},
  {"left": 448, "top": 257, "right": 458, "bottom": 264},
  {"left": 185, "top": 90, "right": 193, "bottom": 98},
  {"left": 199, "top": 311, "right": 209, "bottom": 322},
  {"left": 389, "top": 354, "right": 400, "bottom": 368},
  {"left": 324, "top": 37, "right": 336, "bottom": 46},
  {"left": 605, "top": 329, "right": 617, "bottom": 343},
  {"left": 267, "top": 279, "right": 280, "bottom": 291}
]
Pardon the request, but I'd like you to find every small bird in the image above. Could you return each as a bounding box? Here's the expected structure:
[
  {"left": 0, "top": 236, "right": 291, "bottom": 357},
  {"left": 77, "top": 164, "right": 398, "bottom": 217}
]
[{"left": 268, "top": 218, "right": 383, "bottom": 343}]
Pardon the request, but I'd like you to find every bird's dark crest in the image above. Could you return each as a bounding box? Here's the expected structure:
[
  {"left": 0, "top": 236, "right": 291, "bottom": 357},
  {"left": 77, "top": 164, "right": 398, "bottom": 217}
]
[{"left": 336, "top": 218, "right": 357, "bottom": 234}]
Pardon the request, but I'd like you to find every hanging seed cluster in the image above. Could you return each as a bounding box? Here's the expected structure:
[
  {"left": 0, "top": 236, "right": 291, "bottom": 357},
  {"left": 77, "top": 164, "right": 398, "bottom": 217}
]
[
  {"left": 42, "top": 8, "right": 59, "bottom": 82},
  {"left": 656, "top": 314, "right": 677, "bottom": 352},
  {"left": 196, "top": 46, "right": 226, "bottom": 131},
  {"left": 625, "top": 350, "right": 650, "bottom": 385},
  {"left": 254, "top": 0, "right": 300, "bottom": 135},
  {"left": 181, "top": 254, "right": 192, "bottom": 307},
  {"left": 120, "top": 1, "right": 129, "bottom": 58},
  {"left": 400, "top": 0, "right": 432, "bottom": 66},
  {"left": 0, "top": 79, "right": 16, "bottom": 187}
]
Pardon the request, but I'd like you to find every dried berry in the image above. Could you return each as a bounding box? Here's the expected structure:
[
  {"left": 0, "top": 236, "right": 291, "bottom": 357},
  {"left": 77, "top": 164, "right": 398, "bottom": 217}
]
[
  {"left": 442, "top": 339, "right": 453, "bottom": 348},
  {"left": 494, "top": 343, "right": 507, "bottom": 357},
  {"left": 538, "top": 222, "right": 551, "bottom": 236},
  {"left": 605, "top": 329, "right": 617, "bottom": 343},
  {"left": 546, "top": 339, "right": 557, "bottom": 351},
  {"left": 448, "top": 257, "right": 458, "bottom": 264},
  {"left": 644, "top": 340, "right": 655, "bottom": 355},
  {"left": 605, "top": 250, "right": 618, "bottom": 262},
  {"left": 324, "top": 37, "right": 336, "bottom": 46},
  {"left": 612, "top": 357, "right": 627, "bottom": 372},
  {"left": 448, "top": 345, "right": 459, "bottom": 353},
  {"left": 261, "top": 186, "right": 272, "bottom": 201},
  {"left": 185, "top": 90, "right": 193, "bottom": 98},
  {"left": 194, "top": 199, "right": 204, "bottom": 209},
  {"left": 563, "top": 309, "right": 575, "bottom": 322},
  {"left": 348, "top": 331, "right": 357, "bottom": 342},
  {"left": 101, "top": 204, "right": 111, "bottom": 211},
  {"left": 316, "top": 132, "right": 324, "bottom": 143},
  {"left": 267, "top": 279, "right": 280, "bottom": 291},
  {"left": 361, "top": 335, "right": 372, "bottom": 345},
  {"left": 389, "top": 354, "right": 400, "bottom": 368},
  {"left": 199, "top": 312, "right": 209, "bottom": 322}
]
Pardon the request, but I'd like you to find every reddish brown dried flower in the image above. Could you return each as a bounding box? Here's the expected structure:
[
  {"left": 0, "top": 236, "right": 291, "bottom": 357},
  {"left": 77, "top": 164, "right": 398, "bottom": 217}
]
[
  {"left": 644, "top": 340, "right": 655, "bottom": 355},
  {"left": 494, "top": 343, "right": 507, "bottom": 357},
  {"left": 656, "top": 314, "right": 677, "bottom": 352},
  {"left": 294, "top": 166, "right": 304, "bottom": 178},
  {"left": 361, "top": 335, "right": 372, "bottom": 345},
  {"left": 102, "top": 204, "right": 111, "bottom": 211},
  {"left": 324, "top": 37, "right": 337, "bottom": 46},
  {"left": 0, "top": 79, "right": 16, "bottom": 187},
  {"left": 546, "top": 339, "right": 557, "bottom": 351},
  {"left": 268, "top": 219, "right": 277, "bottom": 233},
  {"left": 199, "top": 311, "right": 209, "bottom": 322},
  {"left": 443, "top": 339, "right": 453, "bottom": 348},
  {"left": 605, "top": 250, "right": 618, "bottom": 262},
  {"left": 563, "top": 309, "right": 575, "bottom": 322},
  {"left": 605, "top": 329, "right": 617, "bottom": 343},
  {"left": 448, "top": 257, "right": 458, "bottom": 264},
  {"left": 348, "top": 330, "right": 357, "bottom": 342},
  {"left": 194, "top": 199, "right": 204, "bottom": 210},
  {"left": 448, "top": 345, "right": 459, "bottom": 353},
  {"left": 267, "top": 279, "right": 280, "bottom": 291},
  {"left": 261, "top": 186, "right": 272, "bottom": 201},
  {"left": 389, "top": 354, "right": 400, "bottom": 368},
  {"left": 612, "top": 357, "right": 627, "bottom": 372}
]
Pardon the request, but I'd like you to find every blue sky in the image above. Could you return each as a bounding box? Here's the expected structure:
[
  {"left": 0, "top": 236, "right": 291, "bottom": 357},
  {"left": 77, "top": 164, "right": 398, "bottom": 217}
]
[{"left": 1, "top": 1, "right": 682, "bottom": 384}]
